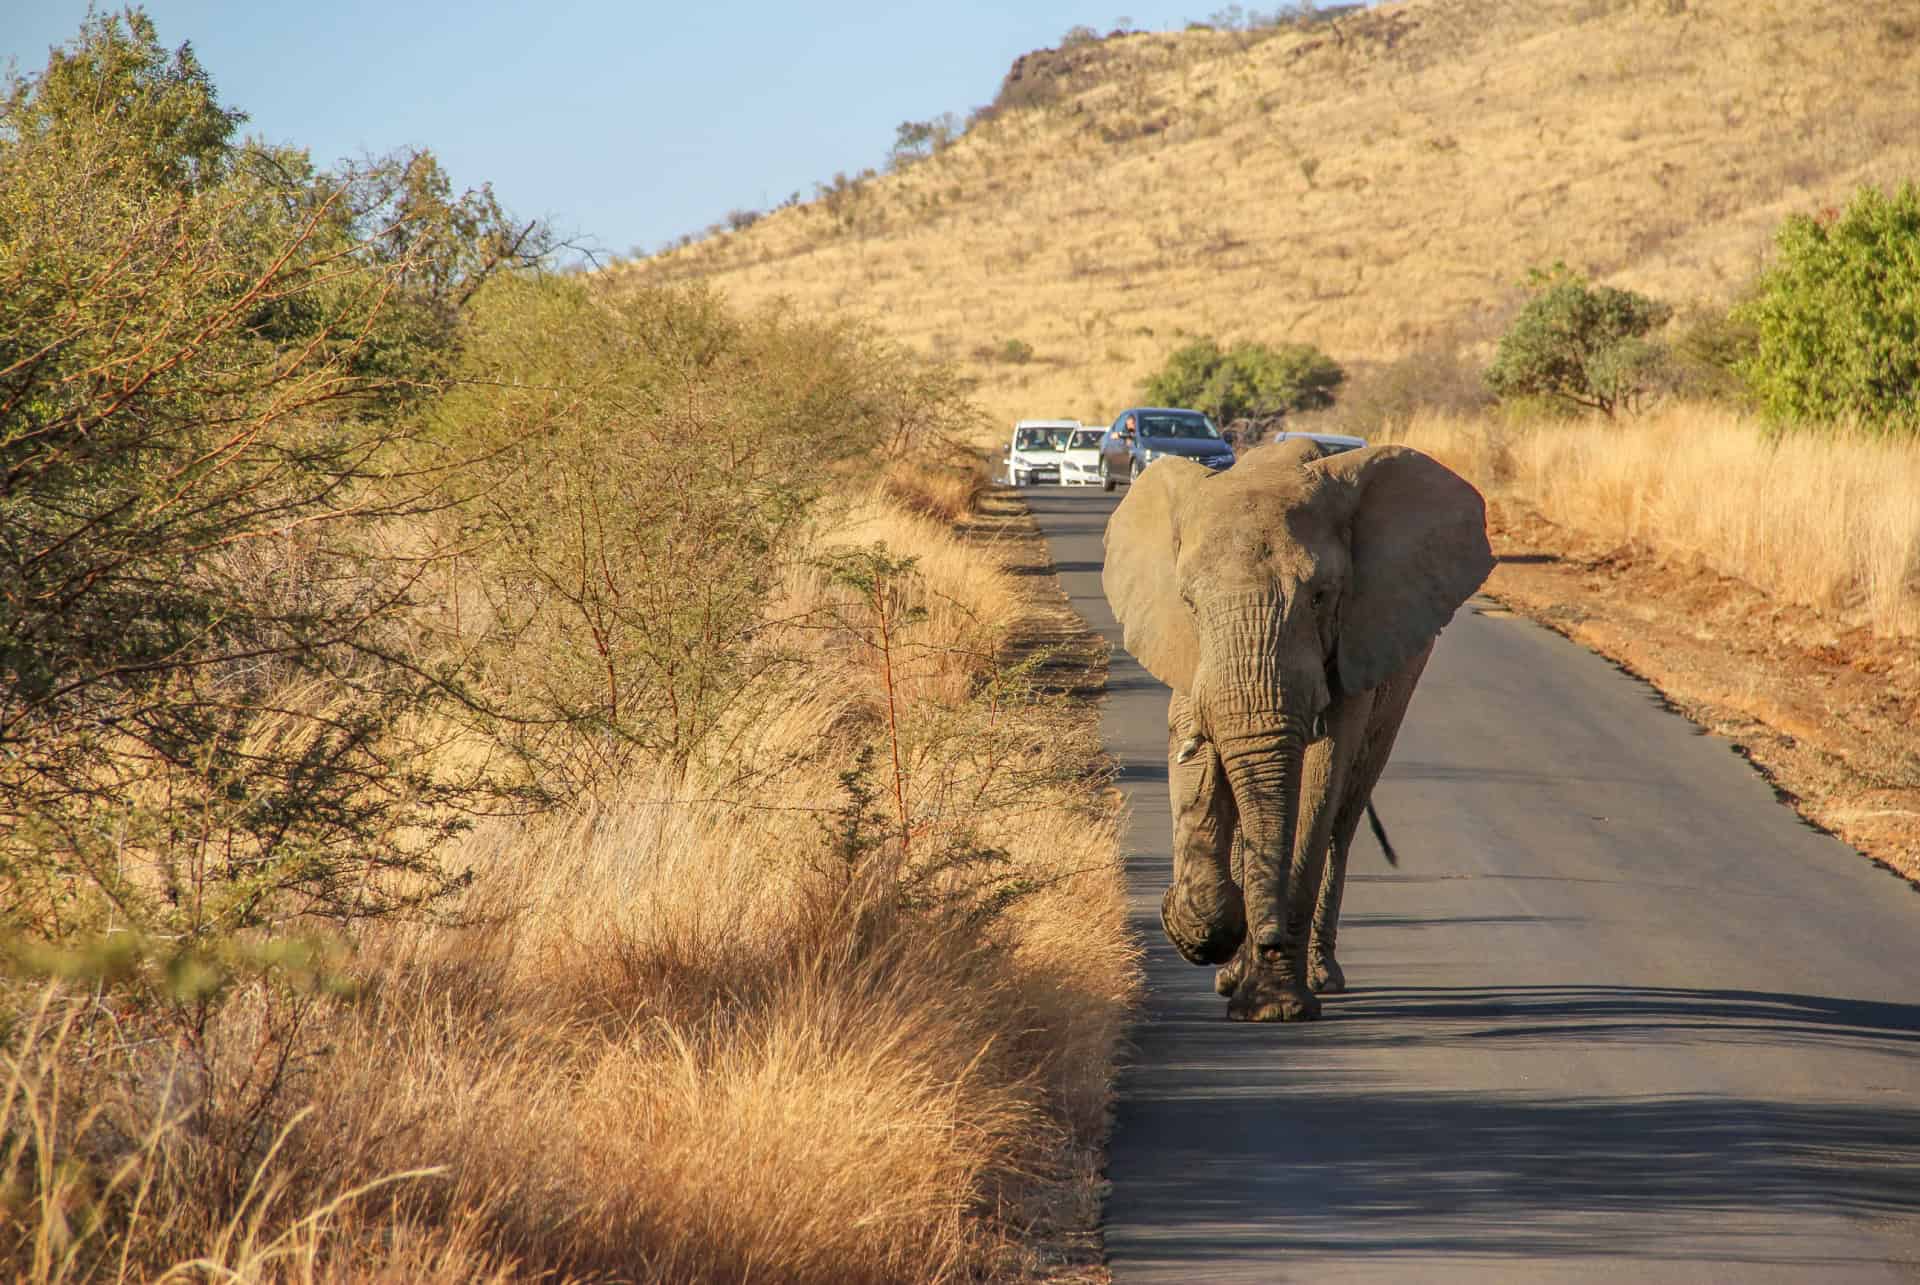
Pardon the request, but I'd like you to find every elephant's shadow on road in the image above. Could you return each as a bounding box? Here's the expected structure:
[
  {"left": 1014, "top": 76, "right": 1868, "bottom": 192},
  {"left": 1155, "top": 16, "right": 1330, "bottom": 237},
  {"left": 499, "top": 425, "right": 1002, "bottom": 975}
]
[
  {"left": 1322, "top": 982, "right": 1920, "bottom": 1053},
  {"left": 1111, "top": 982, "right": 1920, "bottom": 1263}
]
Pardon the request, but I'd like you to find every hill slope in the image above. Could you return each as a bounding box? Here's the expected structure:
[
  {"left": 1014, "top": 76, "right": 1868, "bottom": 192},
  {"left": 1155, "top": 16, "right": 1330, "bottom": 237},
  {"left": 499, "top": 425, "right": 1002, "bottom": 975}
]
[{"left": 626, "top": 0, "right": 1920, "bottom": 430}]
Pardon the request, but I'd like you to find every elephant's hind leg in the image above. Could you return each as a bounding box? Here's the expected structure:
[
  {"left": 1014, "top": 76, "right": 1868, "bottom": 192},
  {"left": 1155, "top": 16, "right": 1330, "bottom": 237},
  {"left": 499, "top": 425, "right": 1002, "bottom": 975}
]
[
  {"left": 1307, "top": 646, "right": 1432, "bottom": 994},
  {"left": 1308, "top": 803, "right": 1364, "bottom": 994}
]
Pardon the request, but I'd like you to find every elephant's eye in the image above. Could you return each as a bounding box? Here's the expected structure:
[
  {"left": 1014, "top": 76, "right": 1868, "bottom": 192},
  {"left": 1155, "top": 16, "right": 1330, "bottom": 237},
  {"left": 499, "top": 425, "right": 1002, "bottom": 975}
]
[{"left": 1311, "top": 587, "right": 1332, "bottom": 611}]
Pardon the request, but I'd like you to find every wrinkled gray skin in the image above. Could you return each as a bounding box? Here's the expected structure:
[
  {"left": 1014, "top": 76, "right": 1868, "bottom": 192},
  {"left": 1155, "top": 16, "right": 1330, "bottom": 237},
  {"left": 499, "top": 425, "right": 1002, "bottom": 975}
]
[{"left": 1103, "top": 440, "right": 1493, "bottom": 1021}]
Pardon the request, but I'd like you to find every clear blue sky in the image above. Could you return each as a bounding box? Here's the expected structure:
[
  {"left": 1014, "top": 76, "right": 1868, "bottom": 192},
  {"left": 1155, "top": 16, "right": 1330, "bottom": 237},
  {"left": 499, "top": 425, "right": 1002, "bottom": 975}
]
[{"left": 2, "top": 3, "right": 1362, "bottom": 264}]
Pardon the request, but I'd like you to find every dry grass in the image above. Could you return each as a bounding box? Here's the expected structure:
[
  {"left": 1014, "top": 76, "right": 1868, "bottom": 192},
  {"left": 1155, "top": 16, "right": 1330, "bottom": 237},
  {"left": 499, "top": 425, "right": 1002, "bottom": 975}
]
[
  {"left": 624, "top": 0, "right": 1920, "bottom": 436},
  {"left": 1395, "top": 404, "right": 1920, "bottom": 637},
  {"left": 879, "top": 454, "right": 991, "bottom": 523},
  {"left": 2, "top": 479, "right": 1135, "bottom": 1282}
]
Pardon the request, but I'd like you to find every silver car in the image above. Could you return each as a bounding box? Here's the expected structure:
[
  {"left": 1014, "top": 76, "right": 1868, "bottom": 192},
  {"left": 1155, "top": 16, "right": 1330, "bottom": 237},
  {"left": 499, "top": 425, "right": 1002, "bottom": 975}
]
[{"left": 1057, "top": 426, "right": 1106, "bottom": 486}]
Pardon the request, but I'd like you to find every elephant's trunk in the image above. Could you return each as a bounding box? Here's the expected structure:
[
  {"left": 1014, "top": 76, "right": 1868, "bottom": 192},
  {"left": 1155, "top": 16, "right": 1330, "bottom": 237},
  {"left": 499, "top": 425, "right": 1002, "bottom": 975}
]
[{"left": 1219, "top": 724, "right": 1309, "bottom": 958}]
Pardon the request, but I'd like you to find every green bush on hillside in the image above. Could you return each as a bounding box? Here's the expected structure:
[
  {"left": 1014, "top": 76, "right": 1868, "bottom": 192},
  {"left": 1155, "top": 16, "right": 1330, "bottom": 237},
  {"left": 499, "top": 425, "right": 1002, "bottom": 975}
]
[
  {"left": 1734, "top": 182, "right": 1920, "bottom": 433},
  {"left": 1484, "top": 264, "right": 1673, "bottom": 418},
  {"left": 1663, "top": 301, "right": 1761, "bottom": 406},
  {"left": 1142, "top": 336, "right": 1345, "bottom": 422},
  {"left": 1303, "top": 337, "right": 1495, "bottom": 437}
]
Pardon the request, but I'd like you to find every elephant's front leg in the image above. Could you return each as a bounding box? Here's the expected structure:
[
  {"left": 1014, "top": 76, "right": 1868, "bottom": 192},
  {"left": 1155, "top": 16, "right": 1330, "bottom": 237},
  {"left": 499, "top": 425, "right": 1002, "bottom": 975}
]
[
  {"left": 1161, "top": 692, "right": 1244, "bottom": 965},
  {"left": 1227, "top": 706, "right": 1356, "bottom": 1016},
  {"left": 1215, "top": 827, "right": 1254, "bottom": 996}
]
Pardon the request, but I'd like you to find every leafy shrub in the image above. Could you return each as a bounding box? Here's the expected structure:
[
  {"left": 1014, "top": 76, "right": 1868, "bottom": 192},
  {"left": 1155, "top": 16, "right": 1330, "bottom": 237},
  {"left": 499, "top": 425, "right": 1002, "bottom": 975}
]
[
  {"left": 1142, "top": 336, "right": 1344, "bottom": 421},
  {"left": 1303, "top": 337, "right": 1494, "bottom": 436},
  {"left": 0, "top": 10, "right": 546, "bottom": 956},
  {"left": 974, "top": 337, "right": 1035, "bottom": 364},
  {"left": 1733, "top": 182, "right": 1920, "bottom": 433},
  {"left": 436, "top": 279, "right": 980, "bottom": 797},
  {"left": 1663, "top": 301, "right": 1760, "bottom": 405},
  {"left": 1484, "top": 264, "right": 1674, "bottom": 417}
]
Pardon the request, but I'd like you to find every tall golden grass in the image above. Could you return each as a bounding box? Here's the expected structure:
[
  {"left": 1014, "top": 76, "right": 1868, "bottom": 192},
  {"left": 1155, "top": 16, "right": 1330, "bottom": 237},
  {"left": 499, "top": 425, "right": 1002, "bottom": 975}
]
[
  {"left": 1396, "top": 404, "right": 1920, "bottom": 637},
  {"left": 2, "top": 478, "right": 1136, "bottom": 1282}
]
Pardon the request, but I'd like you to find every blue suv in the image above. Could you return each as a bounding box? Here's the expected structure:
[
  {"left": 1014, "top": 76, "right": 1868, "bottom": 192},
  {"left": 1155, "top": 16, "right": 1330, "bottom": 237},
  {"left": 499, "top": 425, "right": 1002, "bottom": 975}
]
[{"left": 1099, "top": 407, "right": 1235, "bottom": 492}]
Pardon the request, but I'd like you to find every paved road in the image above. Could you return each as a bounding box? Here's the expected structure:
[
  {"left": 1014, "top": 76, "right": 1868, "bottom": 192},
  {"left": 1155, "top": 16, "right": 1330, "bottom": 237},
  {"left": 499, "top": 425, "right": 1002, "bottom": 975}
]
[{"left": 1026, "top": 486, "right": 1920, "bottom": 1283}]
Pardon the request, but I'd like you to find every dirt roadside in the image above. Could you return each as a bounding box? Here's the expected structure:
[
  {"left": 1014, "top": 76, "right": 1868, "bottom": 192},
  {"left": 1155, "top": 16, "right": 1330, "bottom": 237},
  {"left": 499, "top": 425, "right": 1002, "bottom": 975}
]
[{"left": 1478, "top": 496, "right": 1920, "bottom": 889}]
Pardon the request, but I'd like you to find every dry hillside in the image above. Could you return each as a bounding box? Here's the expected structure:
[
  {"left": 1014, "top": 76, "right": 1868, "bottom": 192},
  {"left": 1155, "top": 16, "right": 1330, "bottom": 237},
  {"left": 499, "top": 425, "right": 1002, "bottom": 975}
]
[{"left": 626, "top": 0, "right": 1920, "bottom": 429}]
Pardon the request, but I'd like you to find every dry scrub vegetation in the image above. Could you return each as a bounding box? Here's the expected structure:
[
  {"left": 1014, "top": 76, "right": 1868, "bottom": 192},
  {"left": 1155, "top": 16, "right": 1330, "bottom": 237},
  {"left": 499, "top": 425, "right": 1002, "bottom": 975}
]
[
  {"left": 6, "top": 494, "right": 1134, "bottom": 1280},
  {"left": 629, "top": 0, "right": 1920, "bottom": 433},
  {"left": 2, "top": 18, "right": 1134, "bottom": 1278},
  {"left": 5, "top": 410, "right": 1136, "bottom": 1284}
]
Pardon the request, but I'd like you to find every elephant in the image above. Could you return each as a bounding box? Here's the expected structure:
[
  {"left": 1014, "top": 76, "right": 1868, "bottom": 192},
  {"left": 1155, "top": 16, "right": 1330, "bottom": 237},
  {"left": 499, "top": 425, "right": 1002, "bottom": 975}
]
[{"left": 1102, "top": 439, "right": 1493, "bottom": 1021}]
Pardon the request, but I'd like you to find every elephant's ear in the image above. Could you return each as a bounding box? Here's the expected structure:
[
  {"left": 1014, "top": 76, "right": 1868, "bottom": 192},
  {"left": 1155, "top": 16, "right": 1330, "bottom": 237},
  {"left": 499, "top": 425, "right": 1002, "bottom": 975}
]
[
  {"left": 1103, "top": 458, "right": 1212, "bottom": 690},
  {"left": 1315, "top": 444, "right": 1494, "bottom": 694}
]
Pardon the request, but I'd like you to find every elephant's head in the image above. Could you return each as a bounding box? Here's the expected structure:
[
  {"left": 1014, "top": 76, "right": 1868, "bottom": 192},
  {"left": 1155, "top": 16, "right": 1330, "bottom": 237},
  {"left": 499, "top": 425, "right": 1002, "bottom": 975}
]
[{"left": 1103, "top": 440, "right": 1493, "bottom": 962}]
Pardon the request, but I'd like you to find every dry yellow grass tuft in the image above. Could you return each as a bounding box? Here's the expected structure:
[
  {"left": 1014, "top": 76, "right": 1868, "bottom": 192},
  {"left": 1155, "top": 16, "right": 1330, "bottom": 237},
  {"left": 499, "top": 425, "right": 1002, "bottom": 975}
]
[
  {"left": 1395, "top": 405, "right": 1920, "bottom": 638},
  {"left": 4, "top": 473, "right": 1134, "bottom": 1282},
  {"left": 625, "top": 0, "right": 1920, "bottom": 435}
]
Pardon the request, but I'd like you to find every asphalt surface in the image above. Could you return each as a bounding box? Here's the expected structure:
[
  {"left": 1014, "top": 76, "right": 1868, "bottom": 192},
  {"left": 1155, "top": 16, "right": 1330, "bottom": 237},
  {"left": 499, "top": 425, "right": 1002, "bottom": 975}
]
[{"left": 1026, "top": 485, "right": 1920, "bottom": 1283}]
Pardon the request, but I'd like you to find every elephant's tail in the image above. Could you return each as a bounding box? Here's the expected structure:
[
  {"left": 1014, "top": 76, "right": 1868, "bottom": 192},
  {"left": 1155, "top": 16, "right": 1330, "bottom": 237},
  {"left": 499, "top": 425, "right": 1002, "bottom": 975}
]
[{"left": 1366, "top": 799, "right": 1399, "bottom": 867}]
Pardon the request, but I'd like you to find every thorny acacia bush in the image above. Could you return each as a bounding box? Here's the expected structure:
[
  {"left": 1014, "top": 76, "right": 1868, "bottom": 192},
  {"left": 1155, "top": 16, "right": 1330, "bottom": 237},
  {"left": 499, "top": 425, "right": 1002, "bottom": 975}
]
[
  {"left": 1484, "top": 264, "right": 1675, "bottom": 418},
  {"left": 430, "top": 273, "right": 980, "bottom": 799},
  {"left": 0, "top": 10, "right": 549, "bottom": 967}
]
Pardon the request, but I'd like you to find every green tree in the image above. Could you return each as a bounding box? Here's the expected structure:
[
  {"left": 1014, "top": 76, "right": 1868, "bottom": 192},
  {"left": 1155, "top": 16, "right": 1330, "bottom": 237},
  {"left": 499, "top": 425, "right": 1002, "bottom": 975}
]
[
  {"left": 1142, "top": 337, "right": 1344, "bottom": 422},
  {"left": 1, "top": 7, "right": 243, "bottom": 193},
  {"left": 1484, "top": 265, "right": 1674, "bottom": 417},
  {"left": 1734, "top": 182, "right": 1920, "bottom": 433},
  {"left": 0, "top": 9, "right": 546, "bottom": 957}
]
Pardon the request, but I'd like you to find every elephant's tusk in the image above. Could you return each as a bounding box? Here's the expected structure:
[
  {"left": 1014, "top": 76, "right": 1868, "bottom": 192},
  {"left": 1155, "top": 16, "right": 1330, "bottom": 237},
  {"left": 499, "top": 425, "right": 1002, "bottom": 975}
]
[{"left": 1175, "top": 735, "right": 1204, "bottom": 764}]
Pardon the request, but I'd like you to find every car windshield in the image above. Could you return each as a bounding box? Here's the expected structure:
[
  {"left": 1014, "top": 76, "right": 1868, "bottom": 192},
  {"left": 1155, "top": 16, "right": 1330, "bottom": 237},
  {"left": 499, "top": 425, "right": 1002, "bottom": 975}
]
[
  {"left": 1015, "top": 427, "right": 1066, "bottom": 451},
  {"left": 1137, "top": 413, "right": 1219, "bottom": 440},
  {"left": 1068, "top": 429, "right": 1103, "bottom": 449}
]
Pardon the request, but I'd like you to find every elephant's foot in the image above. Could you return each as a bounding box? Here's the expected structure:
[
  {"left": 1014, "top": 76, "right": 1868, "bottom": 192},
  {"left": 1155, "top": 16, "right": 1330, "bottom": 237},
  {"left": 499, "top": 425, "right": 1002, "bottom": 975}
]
[
  {"left": 1307, "top": 949, "right": 1346, "bottom": 995},
  {"left": 1226, "top": 951, "right": 1322, "bottom": 1022},
  {"left": 1213, "top": 949, "right": 1248, "bottom": 997},
  {"left": 1160, "top": 880, "right": 1246, "bottom": 967}
]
